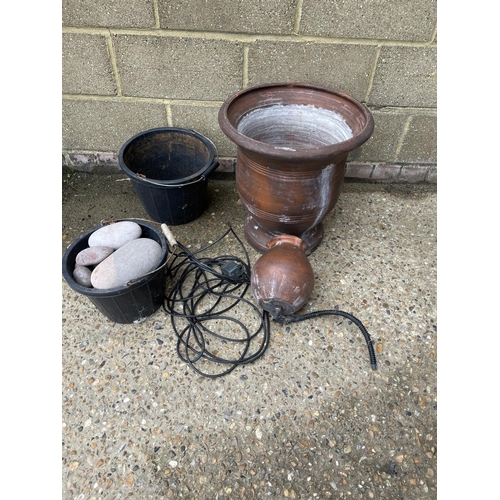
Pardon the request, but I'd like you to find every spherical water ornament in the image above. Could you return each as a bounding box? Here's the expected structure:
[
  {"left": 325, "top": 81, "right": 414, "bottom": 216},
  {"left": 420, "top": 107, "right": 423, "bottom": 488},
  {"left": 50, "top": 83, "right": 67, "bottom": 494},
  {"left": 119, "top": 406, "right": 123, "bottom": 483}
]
[{"left": 251, "top": 234, "right": 315, "bottom": 316}]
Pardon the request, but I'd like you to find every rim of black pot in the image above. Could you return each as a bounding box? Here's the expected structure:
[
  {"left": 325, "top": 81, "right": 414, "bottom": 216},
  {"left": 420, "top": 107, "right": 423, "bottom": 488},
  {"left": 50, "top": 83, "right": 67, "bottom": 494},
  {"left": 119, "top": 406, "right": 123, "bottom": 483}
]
[
  {"left": 218, "top": 82, "right": 374, "bottom": 160},
  {"left": 118, "top": 127, "right": 218, "bottom": 186},
  {"left": 62, "top": 219, "right": 169, "bottom": 297}
]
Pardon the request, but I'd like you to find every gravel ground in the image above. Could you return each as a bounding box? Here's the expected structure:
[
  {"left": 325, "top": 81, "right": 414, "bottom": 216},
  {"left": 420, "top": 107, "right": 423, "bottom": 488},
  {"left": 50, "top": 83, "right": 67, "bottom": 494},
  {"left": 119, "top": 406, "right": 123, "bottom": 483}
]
[{"left": 62, "top": 172, "right": 437, "bottom": 499}]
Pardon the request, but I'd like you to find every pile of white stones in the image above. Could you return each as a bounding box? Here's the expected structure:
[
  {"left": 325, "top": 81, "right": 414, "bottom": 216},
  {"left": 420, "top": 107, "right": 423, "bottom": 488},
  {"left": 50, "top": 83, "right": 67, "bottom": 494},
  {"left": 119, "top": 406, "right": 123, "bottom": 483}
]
[{"left": 72, "top": 221, "right": 163, "bottom": 290}]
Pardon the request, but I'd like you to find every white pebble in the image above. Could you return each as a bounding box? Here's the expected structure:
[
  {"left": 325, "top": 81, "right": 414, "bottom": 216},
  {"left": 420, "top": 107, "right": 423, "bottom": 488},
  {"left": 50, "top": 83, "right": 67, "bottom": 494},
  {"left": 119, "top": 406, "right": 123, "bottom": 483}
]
[
  {"left": 73, "top": 264, "right": 92, "bottom": 287},
  {"left": 76, "top": 246, "right": 114, "bottom": 266},
  {"left": 91, "top": 238, "right": 162, "bottom": 289},
  {"left": 88, "top": 221, "right": 142, "bottom": 250}
]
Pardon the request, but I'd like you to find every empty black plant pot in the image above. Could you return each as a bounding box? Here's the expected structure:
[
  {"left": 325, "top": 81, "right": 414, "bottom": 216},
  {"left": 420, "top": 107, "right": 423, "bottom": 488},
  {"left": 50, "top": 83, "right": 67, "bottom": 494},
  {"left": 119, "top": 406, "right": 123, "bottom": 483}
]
[{"left": 118, "top": 127, "right": 219, "bottom": 225}]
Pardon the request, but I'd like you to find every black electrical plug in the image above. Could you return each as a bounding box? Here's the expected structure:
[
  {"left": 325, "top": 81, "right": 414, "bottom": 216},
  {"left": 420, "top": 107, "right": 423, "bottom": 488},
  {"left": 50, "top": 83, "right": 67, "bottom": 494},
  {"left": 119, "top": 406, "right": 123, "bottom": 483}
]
[{"left": 220, "top": 261, "right": 246, "bottom": 281}]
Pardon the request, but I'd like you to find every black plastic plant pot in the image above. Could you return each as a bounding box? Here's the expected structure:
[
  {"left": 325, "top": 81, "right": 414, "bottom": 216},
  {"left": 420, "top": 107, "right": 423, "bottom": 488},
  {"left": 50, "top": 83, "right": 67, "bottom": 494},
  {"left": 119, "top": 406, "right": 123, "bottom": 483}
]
[
  {"left": 118, "top": 127, "right": 219, "bottom": 225},
  {"left": 62, "top": 220, "right": 169, "bottom": 324}
]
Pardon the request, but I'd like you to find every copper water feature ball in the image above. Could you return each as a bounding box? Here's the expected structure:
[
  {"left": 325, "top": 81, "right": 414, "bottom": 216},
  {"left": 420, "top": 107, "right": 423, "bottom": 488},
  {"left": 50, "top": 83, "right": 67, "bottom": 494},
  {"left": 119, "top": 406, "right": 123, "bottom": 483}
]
[
  {"left": 218, "top": 82, "right": 374, "bottom": 254},
  {"left": 251, "top": 234, "right": 315, "bottom": 316}
]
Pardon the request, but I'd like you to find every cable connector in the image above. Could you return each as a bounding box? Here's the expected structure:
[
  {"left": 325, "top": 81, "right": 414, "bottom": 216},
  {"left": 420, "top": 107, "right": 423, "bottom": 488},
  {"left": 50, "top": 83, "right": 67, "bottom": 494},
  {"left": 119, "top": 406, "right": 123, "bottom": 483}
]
[{"left": 221, "top": 261, "right": 245, "bottom": 280}]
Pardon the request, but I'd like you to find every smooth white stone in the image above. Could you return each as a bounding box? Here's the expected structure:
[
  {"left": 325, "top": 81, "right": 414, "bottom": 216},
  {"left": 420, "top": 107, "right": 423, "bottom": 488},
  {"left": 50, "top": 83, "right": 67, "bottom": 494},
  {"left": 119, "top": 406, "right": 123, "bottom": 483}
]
[
  {"left": 75, "top": 246, "right": 114, "bottom": 266},
  {"left": 73, "top": 264, "right": 92, "bottom": 287},
  {"left": 88, "top": 221, "right": 142, "bottom": 250},
  {"left": 91, "top": 238, "right": 163, "bottom": 289}
]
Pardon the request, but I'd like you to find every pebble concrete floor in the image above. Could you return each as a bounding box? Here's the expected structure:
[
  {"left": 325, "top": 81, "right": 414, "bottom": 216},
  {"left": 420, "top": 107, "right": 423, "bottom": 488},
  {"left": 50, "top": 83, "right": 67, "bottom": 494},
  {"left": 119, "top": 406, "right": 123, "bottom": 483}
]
[{"left": 62, "top": 172, "right": 437, "bottom": 500}]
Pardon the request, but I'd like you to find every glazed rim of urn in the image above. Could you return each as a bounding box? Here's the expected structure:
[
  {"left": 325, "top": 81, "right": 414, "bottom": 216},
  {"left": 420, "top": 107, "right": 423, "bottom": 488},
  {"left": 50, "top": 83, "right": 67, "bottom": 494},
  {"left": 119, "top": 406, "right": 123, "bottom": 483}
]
[{"left": 218, "top": 82, "right": 374, "bottom": 160}]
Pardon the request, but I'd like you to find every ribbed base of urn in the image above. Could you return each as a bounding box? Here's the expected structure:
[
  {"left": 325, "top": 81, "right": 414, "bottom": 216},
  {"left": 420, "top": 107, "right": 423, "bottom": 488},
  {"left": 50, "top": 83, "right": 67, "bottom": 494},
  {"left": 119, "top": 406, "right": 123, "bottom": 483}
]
[{"left": 243, "top": 215, "right": 324, "bottom": 255}]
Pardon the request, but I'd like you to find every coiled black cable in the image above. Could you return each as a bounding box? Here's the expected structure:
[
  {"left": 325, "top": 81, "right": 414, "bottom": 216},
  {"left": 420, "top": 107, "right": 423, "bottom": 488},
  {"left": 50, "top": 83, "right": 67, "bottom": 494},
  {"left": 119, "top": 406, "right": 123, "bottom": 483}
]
[
  {"left": 162, "top": 222, "right": 377, "bottom": 377},
  {"left": 163, "top": 223, "right": 271, "bottom": 378}
]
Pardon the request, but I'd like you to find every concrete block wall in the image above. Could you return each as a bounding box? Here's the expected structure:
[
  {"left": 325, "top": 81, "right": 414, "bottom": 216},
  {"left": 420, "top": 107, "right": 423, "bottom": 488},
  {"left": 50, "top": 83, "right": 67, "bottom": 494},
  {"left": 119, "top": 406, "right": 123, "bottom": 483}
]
[{"left": 62, "top": 0, "right": 437, "bottom": 183}]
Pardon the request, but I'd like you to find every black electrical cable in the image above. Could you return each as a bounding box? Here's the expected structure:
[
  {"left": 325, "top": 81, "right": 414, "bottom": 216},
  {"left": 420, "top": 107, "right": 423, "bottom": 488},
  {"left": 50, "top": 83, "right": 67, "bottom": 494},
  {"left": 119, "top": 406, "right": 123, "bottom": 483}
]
[
  {"left": 163, "top": 223, "right": 271, "bottom": 378},
  {"left": 162, "top": 222, "right": 377, "bottom": 377},
  {"left": 272, "top": 310, "right": 378, "bottom": 370}
]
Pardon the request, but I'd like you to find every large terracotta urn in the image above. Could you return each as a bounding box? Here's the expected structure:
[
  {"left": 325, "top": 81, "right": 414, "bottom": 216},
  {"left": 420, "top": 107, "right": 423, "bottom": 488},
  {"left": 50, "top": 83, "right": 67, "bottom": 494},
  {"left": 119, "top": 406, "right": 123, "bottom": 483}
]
[{"left": 218, "top": 82, "right": 374, "bottom": 254}]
